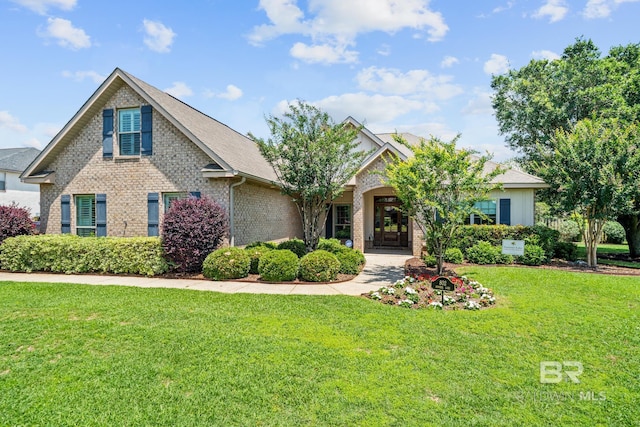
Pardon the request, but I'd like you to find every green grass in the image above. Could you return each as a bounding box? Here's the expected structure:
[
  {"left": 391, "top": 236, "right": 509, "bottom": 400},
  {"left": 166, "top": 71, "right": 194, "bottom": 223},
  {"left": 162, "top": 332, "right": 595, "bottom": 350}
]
[
  {"left": 1, "top": 268, "right": 638, "bottom": 426},
  {"left": 576, "top": 243, "right": 640, "bottom": 269}
]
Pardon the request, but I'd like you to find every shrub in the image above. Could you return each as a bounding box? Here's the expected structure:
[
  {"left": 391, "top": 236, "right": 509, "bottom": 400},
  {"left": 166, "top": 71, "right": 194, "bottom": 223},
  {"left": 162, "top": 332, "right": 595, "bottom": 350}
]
[
  {"left": 465, "top": 241, "right": 513, "bottom": 265},
  {"left": 0, "top": 235, "right": 168, "bottom": 275},
  {"left": 162, "top": 196, "right": 228, "bottom": 272},
  {"left": 0, "top": 203, "right": 35, "bottom": 245},
  {"left": 603, "top": 221, "right": 625, "bottom": 244},
  {"left": 202, "top": 247, "right": 250, "bottom": 280},
  {"left": 277, "top": 238, "right": 307, "bottom": 258},
  {"left": 245, "top": 245, "right": 273, "bottom": 274},
  {"left": 422, "top": 254, "right": 437, "bottom": 268},
  {"left": 258, "top": 249, "right": 299, "bottom": 282},
  {"left": 558, "top": 220, "right": 581, "bottom": 242},
  {"left": 299, "top": 250, "right": 340, "bottom": 282},
  {"left": 317, "top": 238, "right": 345, "bottom": 253},
  {"left": 518, "top": 244, "right": 547, "bottom": 266},
  {"left": 554, "top": 241, "right": 578, "bottom": 261},
  {"left": 444, "top": 247, "right": 464, "bottom": 264},
  {"left": 245, "top": 241, "right": 277, "bottom": 250},
  {"left": 334, "top": 249, "right": 365, "bottom": 274}
]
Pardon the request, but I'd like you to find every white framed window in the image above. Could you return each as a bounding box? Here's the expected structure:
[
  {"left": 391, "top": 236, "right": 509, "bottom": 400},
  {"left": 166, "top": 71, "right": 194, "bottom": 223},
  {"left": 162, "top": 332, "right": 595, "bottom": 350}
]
[
  {"left": 163, "top": 192, "right": 187, "bottom": 213},
  {"left": 334, "top": 204, "right": 352, "bottom": 239},
  {"left": 118, "top": 108, "right": 141, "bottom": 156},
  {"left": 469, "top": 200, "right": 496, "bottom": 225},
  {"left": 0, "top": 172, "right": 5, "bottom": 191},
  {"left": 75, "top": 195, "right": 95, "bottom": 236}
]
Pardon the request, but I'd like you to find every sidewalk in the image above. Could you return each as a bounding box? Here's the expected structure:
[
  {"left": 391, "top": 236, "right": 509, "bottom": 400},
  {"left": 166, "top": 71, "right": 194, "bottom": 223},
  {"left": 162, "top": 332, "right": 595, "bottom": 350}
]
[{"left": 0, "top": 251, "right": 413, "bottom": 296}]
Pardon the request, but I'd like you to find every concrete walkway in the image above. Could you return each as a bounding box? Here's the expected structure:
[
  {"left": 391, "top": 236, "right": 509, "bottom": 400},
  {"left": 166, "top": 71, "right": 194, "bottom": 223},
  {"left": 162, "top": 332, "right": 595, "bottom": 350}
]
[{"left": 0, "top": 251, "right": 413, "bottom": 296}]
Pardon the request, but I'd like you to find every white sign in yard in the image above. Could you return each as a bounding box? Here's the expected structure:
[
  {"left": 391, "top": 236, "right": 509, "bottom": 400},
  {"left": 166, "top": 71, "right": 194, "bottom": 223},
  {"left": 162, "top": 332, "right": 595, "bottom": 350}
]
[{"left": 502, "top": 239, "right": 525, "bottom": 256}]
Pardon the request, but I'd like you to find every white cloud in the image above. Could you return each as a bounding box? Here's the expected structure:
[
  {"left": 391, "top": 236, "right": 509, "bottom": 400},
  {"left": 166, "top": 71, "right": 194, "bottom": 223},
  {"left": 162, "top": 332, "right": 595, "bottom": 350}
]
[
  {"left": 40, "top": 17, "right": 91, "bottom": 50},
  {"left": 290, "top": 42, "right": 358, "bottom": 64},
  {"left": 22, "top": 138, "right": 43, "bottom": 149},
  {"left": 213, "top": 84, "right": 243, "bottom": 101},
  {"left": 440, "top": 55, "right": 459, "bottom": 68},
  {"left": 533, "top": 0, "right": 569, "bottom": 23},
  {"left": 11, "top": 0, "right": 75, "bottom": 15},
  {"left": 0, "top": 111, "right": 28, "bottom": 133},
  {"left": 62, "top": 70, "right": 106, "bottom": 84},
  {"left": 249, "top": 0, "right": 448, "bottom": 64},
  {"left": 531, "top": 49, "right": 560, "bottom": 60},
  {"left": 164, "top": 82, "right": 193, "bottom": 98},
  {"left": 356, "top": 66, "right": 462, "bottom": 100},
  {"left": 312, "top": 93, "right": 426, "bottom": 124},
  {"left": 462, "top": 90, "right": 493, "bottom": 115},
  {"left": 377, "top": 44, "right": 391, "bottom": 56},
  {"left": 483, "top": 54, "right": 509, "bottom": 75},
  {"left": 143, "top": 19, "right": 176, "bottom": 53},
  {"left": 583, "top": 0, "right": 640, "bottom": 18}
]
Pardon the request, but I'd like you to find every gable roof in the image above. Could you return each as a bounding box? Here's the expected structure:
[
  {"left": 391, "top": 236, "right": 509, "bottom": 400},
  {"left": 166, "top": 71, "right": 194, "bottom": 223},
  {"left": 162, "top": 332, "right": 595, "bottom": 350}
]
[
  {"left": 22, "top": 68, "right": 277, "bottom": 184},
  {"left": 0, "top": 147, "right": 40, "bottom": 173}
]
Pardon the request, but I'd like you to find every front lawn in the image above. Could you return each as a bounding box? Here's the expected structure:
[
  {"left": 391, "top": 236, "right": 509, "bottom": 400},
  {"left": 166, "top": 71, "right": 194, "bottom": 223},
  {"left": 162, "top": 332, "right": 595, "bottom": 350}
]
[
  {"left": 576, "top": 243, "right": 640, "bottom": 269},
  {"left": 1, "top": 268, "right": 638, "bottom": 425}
]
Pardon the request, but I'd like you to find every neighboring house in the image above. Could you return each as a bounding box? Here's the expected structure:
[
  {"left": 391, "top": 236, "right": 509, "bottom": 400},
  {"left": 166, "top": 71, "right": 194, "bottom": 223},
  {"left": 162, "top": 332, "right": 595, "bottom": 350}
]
[
  {"left": 22, "top": 68, "right": 547, "bottom": 256},
  {"left": 0, "top": 147, "right": 40, "bottom": 216}
]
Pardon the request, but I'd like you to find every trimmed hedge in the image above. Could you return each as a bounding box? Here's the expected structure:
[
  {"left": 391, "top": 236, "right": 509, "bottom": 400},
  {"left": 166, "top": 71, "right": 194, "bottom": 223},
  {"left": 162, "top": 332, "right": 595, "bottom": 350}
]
[
  {"left": 258, "top": 249, "right": 299, "bottom": 282},
  {"left": 203, "top": 247, "right": 250, "bottom": 280},
  {"left": 0, "top": 235, "right": 168, "bottom": 276},
  {"left": 450, "top": 225, "right": 559, "bottom": 259},
  {"left": 276, "top": 238, "right": 307, "bottom": 258},
  {"left": 334, "top": 249, "right": 365, "bottom": 274},
  {"left": 245, "top": 245, "right": 273, "bottom": 274},
  {"left": 465, "top": 241, "right": 513, "bottom": 265},
  {"left": 299, "top": 250, "right": 340, "bottom": 282},
  {"left": 518, "top": 244, "right": 546, "bottom": 266},
  {"left": 317, "top": 238, "right": 344, "bottom": 253}
]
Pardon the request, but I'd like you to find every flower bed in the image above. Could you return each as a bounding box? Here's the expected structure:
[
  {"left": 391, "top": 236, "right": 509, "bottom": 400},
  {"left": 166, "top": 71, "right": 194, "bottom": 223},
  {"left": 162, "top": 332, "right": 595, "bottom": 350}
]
[{"left": 365, "top": 275, "right": 496, "bottom": 310}]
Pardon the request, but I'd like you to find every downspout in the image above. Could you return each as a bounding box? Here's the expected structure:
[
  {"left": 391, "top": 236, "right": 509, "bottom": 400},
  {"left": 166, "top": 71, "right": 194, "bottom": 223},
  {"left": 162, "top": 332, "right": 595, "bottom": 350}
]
[{"left": 229, "top": 176, "right": 246, "bottom": 247}]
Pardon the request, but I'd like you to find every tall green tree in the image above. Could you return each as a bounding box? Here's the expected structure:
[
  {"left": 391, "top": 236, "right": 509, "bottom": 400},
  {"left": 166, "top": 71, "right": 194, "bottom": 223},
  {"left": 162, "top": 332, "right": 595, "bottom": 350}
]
[
  {"left": 534, "top": 119, "right": 639, "bottom": 267},
  {"left": 384, "top": 135, "right": 504, "bottom": 275},
  {"left": 250, "top": 101, "right": 366, "bottom": 252},
  {"left": 491, "top": 38, "right": 640, "bottom": 255}
]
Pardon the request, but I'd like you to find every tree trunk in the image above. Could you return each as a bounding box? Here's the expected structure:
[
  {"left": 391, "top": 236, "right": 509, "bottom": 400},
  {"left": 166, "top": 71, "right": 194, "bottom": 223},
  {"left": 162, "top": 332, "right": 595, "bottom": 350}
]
[
  {"left": 618, "top": 213, "right": 640, "bottom": 257},
  {"left": 584, "top": 218, "right": 605, "bottom": 268}
]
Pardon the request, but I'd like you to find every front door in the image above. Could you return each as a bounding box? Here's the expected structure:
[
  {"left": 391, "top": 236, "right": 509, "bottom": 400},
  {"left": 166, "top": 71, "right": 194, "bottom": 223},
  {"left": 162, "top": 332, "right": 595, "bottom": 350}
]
[{"left": 374, "top": 197, "right": 409, "bottom": 247}]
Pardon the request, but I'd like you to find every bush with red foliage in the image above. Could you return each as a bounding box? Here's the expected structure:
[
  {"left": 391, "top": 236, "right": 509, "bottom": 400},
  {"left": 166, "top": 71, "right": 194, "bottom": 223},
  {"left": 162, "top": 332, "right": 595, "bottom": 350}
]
[
  {"left": 161, "top": 196, "right": 228, "bottom": 272},
  {"left": 0, "top": 203, "right": 35, "bottom": 244}
]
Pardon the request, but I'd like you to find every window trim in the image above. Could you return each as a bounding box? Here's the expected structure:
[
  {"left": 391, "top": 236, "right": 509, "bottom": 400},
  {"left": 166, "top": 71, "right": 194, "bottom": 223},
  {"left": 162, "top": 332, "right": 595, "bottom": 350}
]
[
  {"left": 469, "top": 200, "right": 497, "bottom": 225},
  {"left": 334, "top": 204, "right": 352, "bottom": 239},
  {"left": 163, "top": 192, "right": 188, "bottom": 213},
  {"left": 118, "top": 107, "right": 141, "bottom": 156},
  {"left": 75, "top": 194, "right": 96, "bottom": 237}
]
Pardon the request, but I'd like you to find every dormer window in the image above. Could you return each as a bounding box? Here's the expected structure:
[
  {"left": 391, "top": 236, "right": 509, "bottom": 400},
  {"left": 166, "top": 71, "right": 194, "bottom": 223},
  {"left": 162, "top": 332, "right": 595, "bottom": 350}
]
[{"left": 118, "top": 108, "right": 141, "bottom": 156}]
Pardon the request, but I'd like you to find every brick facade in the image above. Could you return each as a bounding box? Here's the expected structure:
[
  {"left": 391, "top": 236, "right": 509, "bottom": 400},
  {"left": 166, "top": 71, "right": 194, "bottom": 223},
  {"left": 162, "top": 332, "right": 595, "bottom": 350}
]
[{"left": 39, "top": 85, "right": 302, "bottom": 243}]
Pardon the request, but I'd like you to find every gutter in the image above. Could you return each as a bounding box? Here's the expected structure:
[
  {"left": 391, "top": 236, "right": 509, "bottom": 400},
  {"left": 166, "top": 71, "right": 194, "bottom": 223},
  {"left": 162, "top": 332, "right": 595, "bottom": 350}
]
[{"left": 229, "top": 176, "right": 246, "bottom": 247}]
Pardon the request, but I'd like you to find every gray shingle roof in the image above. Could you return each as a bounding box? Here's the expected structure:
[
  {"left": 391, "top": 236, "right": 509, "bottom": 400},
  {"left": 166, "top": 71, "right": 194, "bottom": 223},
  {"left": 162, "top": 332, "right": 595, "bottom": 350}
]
[{"left": 0, "top": 147, "right": 40, "bottom": 173}]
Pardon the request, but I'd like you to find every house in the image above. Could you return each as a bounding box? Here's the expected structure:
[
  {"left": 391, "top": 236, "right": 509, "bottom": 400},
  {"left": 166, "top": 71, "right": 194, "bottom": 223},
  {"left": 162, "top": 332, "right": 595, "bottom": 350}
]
[
  {"left": 0, "top": 147, "right": 40, "bottom": 216},
  {"left": 22, "top": 68, "right": 547, "bottom": 256}
]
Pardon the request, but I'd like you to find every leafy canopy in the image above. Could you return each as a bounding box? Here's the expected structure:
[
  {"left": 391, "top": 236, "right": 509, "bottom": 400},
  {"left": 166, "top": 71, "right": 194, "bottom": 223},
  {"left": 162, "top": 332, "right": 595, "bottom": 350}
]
[{"left": 384, "top": 134, "right": 504, "bottom": 274}]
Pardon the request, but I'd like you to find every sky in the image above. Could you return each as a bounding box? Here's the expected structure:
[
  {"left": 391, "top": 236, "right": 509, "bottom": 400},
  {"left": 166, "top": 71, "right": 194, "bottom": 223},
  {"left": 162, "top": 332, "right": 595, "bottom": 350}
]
[{"left": 1, "top": 0, "right": 639, "bottom": 161}]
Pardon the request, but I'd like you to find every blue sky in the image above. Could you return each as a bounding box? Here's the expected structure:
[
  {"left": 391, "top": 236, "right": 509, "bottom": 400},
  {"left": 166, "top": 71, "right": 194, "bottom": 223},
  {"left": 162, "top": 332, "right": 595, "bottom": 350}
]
[{"left": 1, "top": 0, "right": 639, "bottom": 160}]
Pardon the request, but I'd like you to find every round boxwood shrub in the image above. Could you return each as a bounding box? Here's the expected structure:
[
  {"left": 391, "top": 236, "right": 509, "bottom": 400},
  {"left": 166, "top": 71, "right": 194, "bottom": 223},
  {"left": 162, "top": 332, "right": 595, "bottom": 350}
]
[
  {"left": 334, "top": 249, "right": 365, "bottom": 274},
  {"left": 277, "top": 238, "right": 307, "bottom": 258},
  {"left": 554, "top": 241, "right": 578, "bottom": 261},
  {"left": 258, "top": 249, "right": 299, "bottom": 282},
  {"left": 317, "top": 238, "right": 344, "bottom": 253},
  {"left": 245, "top": 245, "right": 272, "bottom": 274},
  {"left": 603, "top": 221, "right": 625, "bottom": 244},
  {"left": 465, "top": 241, "right": 498, "bottom": 265},
  {"left": 299, "top": 250, "right": 340, "bottom": 282},
  {"left": 518, "top": 244, "right": 547, "bottom": 266},
  {"left": 162, "top": 196, "right": 228, "bottom": 272},
  {"left": 558, "top": 220, "right": 581, "bottom": 242},
  {"left": 202, "top": 247, "right": 250, "bottom": 280},
  {"left": 245, "top": 241, "right": 277, "bottom": 250},
  {"left": 444, "top": 247, "right": 464, "bottom": 264},
  {"left": 422, "top": 254, "right": 437, "bottom": 268}
]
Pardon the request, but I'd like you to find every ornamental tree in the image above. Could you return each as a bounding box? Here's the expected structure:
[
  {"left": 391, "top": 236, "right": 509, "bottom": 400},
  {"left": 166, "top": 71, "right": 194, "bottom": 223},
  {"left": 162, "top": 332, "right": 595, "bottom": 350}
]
[
  {"left": 0, "top": 203, "right": 35, "bottom": 244},
  {"left": 251, "top": 101, "right": 367, "bottom": 253},
  {"left": 491, "top": 38, "right": 640, "bottom": 255},
  {"left": 533, "top": 119, "right": 640, "bottom": 267},
  {"left": 384, "top": 134, "right": 504, "bottom": 275}
]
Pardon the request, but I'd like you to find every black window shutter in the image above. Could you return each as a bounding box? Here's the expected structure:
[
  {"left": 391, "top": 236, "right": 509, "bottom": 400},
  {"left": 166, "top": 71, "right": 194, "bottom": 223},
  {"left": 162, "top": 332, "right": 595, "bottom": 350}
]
[
  {"left": 61, "top": 195, "right": 71, "bottom": 234},
  {"left": 499, "top": 199, "right": 511, "bottom": 225},
  {"left": 141, "top": 105, "right": 153, "bottom": 156},
  {"left": 148, "top": 193, "right": 159, "bottom": 236},
  {"left": 96, "top": 193, "right": 107, "bottom": 236},
  {"left": 189, "top": 191, "right": 201, "bottom": 199},
  {"left": 102, "top": 109, "right": 114, "bottom": 158},
  {"left": 325, "top": 205, "right": 333, "bottom": 238}
]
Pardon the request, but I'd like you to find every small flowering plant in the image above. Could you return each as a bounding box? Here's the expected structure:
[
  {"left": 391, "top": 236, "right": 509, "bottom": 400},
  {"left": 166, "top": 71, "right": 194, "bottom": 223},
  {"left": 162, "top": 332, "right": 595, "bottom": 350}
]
[{"left": 366, "top": 273, "right": 496, "bottom": 310}]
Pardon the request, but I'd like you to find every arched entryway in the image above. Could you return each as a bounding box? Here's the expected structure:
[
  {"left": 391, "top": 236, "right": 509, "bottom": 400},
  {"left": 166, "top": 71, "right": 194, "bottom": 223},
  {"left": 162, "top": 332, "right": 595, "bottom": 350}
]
[{"left": 373, "top": 196, "right": 409, "bottom": 247}]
